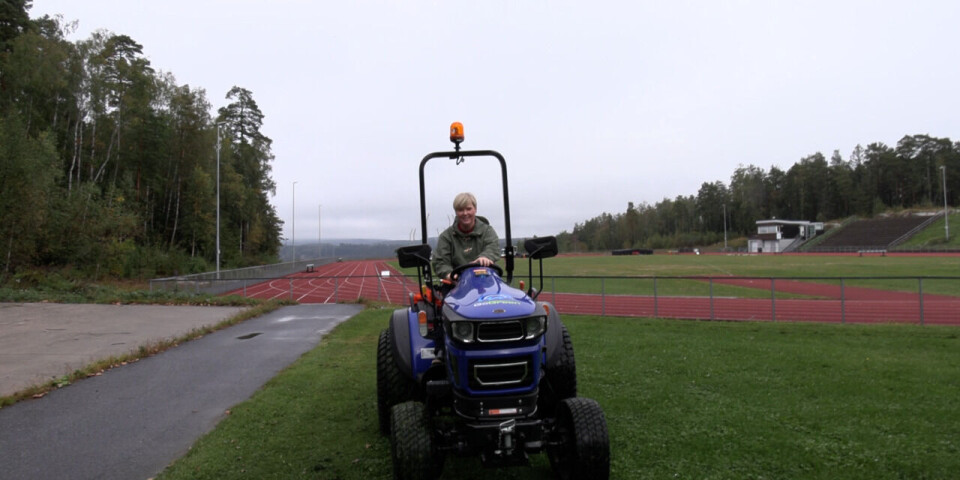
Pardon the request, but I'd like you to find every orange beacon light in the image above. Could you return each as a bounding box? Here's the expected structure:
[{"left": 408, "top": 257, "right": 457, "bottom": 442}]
[{"left": 450, "top": 122, "right": 464, "bottom": 146}]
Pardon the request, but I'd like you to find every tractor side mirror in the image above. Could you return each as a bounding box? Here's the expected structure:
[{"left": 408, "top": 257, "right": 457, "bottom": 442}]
[
  {"left": 524, "top": 236, "right": 558, "bottom": 260},
  {"left": 397, "top": 244, "right": 432, "bottom": 268}
]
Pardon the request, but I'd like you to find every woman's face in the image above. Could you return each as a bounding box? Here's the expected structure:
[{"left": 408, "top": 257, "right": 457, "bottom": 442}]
[{"left": 456, "top": 204, "right": 476, "bottom": 230}]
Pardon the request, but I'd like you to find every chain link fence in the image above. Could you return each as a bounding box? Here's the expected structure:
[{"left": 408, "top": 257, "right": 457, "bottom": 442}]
[{"left": 151, "top": 269, "right": 960, "bottom": 326}]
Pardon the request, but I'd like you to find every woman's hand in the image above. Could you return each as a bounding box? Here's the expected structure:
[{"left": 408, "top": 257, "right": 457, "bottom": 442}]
[{"left": 474, "top": 256, "right": 494, "bottom": 267}]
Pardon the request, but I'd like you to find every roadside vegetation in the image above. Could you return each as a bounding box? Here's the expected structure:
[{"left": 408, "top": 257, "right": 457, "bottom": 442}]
[
  {"left": 157, "top": 308, "right": 960, "bottom": 480},
  {"left": 0, "top": 269, "right": 262, "bottom": 306}
]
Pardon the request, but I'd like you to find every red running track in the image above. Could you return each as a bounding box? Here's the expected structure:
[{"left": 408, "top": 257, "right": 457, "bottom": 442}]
[
  {"left": 225, "top": 259, "right": 419, "bottom": 304},
  {"left": 227, "top": 260, "right": 960, "bottom": 326}
]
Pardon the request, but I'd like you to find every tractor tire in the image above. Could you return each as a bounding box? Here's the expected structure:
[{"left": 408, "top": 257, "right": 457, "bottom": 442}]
[
  {"left": 541, "top": 324, "right": 577, "bottom": 415},
  {"left": 548, "top": 323, "right": 577, "bottom": 399},
  {"left": 377, "top": 328, "right": 415, "bottom": 435},
  {"left": 547, "top": 397, "right": 610, "bottom": 480},
  {"left": 390, "top": 401, "right": 443, "bottom": 480}
]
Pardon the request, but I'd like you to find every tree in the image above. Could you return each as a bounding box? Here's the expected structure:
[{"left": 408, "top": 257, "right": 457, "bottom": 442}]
[
  {"left": 695, "top": 181, "right": 729, "bottom": 232},
  {"left": 0, "top": 112, "right": 61, "bottom": 273},
  {"left": 825, "top": 150, "right": 853, "bottom": 220},
  {"left": 0, "top": 0, "right": 32, "bottom": 52},
  {"left": 729, "top": 165, "right": 767, "bottom": 233},
  {"left": 217, "top": 86, "right": 281, "bottom": 264}
]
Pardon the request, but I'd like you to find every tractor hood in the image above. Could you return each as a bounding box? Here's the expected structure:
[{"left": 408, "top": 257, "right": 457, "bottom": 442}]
[{"left": 444, "top": 267, "right": 536, "bottom": 319}]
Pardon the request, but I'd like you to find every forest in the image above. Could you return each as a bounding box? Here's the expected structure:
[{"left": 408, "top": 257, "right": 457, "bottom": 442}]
[
  {"left": 2, "top": 3, "right": 958, "bottom": 280},
  {"left": 1, "top": 3, "right": 282, "bottom": 279},
  {"left": 555, "top": 137, "right": 959, "bottom": 253}
]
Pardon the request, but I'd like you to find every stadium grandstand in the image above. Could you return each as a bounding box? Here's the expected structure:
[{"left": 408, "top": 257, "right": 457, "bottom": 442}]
[{"left": 804, "top": 213, "right": 942, "bottom": 253}]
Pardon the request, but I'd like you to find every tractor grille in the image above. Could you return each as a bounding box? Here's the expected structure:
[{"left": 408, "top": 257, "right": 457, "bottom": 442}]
[
  {"left": 468, "top": 356, "right": 533, "bottom": 390},
  {"left": 477, "top": 320, "right": 523, "bottom": 342}
]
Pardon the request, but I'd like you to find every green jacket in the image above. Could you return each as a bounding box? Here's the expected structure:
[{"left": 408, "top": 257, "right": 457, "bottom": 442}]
[{"left": 433, "top": 216, "right": 500, "bottom": 278}]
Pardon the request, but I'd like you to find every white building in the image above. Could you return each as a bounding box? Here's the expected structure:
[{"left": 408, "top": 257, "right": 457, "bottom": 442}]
[{"left": 747, "top": 219, "right": 823, "bottom": 253}]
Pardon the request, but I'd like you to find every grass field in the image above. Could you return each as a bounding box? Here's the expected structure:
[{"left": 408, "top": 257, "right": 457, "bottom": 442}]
[
  {"left": 897, "top": 212, "right": 960, "bottom": 249},
  {"left": 158, "top": 308, "right": 960, "bottom": 480}
]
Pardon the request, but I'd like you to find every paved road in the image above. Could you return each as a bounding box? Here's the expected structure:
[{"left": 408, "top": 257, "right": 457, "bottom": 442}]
[
  {"left": 0, "top": 303, "right": 363, "bottom": 480},
  {"left": 0, "top": 303, "right": 248, "bottom": 397}
]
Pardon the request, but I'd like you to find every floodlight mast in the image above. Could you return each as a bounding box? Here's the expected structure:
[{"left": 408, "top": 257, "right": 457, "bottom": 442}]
[
  {"left": 942, "top": 165, "right": 949, "bottom": 241},
  {"left": 215, "top": 122, "right": 227, "bottom": 279}
]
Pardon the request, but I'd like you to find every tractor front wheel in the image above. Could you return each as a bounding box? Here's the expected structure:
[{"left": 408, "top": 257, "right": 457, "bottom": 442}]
[
  {"left": 547, "top": 397, "right": 610, "bottom": 480},
  {"left": 390, "top": 401, "right": 443, "bottom": 480}
]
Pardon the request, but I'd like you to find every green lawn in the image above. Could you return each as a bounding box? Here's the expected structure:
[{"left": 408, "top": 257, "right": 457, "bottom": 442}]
[
  {"left": 158, "top": 308, "right": 960, "bottom": 480},
  {"left": 897, "top": 212, "right": 960, "bottom": 249}
]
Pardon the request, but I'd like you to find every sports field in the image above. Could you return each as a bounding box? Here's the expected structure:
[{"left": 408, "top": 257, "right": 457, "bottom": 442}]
[
  {"left": 161, "top": 252, "right": 960, "bottom": 479},
  {"left": 158, "top": 308, "right": 960, "bottom": 479},
  {"left": 229, "top": 252, "right": 960, "bottom": 325}
]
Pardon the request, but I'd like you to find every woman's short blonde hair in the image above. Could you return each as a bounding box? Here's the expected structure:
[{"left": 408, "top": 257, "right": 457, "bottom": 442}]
[{"left": 453, "top": 192, "right": 477, "bottom": 210}]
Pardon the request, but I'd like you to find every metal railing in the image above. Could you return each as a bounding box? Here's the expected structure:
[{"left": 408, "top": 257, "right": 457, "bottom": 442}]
[
  {"left": 149, "top": 258, "right": 332, "bottom": 295},
  {"left": 152, "top": 272, "right": 960, "bottom": 326}
]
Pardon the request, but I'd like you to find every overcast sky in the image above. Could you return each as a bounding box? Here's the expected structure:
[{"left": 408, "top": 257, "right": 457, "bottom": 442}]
[{"left": 29, "top": 1, "right": 960, "bottom": 243}]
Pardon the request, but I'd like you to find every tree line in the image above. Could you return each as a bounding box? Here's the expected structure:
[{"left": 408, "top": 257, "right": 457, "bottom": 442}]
[
  {"left": 556, "top": 136, "right": 959, "bottom": 252},
  {"left": 1, "top": 3, "right": 282, "bottom": 279}
]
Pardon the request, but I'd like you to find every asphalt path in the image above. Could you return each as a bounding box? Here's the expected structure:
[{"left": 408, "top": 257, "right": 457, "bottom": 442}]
[{"left": 0, "top": 303, "right": 363, "bottom": 480}]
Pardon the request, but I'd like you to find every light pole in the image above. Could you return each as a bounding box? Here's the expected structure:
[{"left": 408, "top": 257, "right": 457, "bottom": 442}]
[
  {"left": 941, "top": 165, "right": 949, "bottom": 241},
  {"left": 722, "top": 204, "right": 728, "bottom": 251},
  {"left": 292, "top": 181, "right": 298, "bottom": 263},
  {"left": 215, "top": 122, "right": 226, "bottom": 279},
  {"left": 318, "top": 204, "right": 322, "bottom": 258}
]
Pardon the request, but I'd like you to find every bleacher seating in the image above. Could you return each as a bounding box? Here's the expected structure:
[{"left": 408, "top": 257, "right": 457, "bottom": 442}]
[{"left": 808, "top": 216, "right": 932, "bottom": 251}]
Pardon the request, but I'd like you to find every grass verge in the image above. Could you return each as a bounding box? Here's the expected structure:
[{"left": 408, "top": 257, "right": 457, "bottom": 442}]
[{"left": 158, "top": 309, "right": 960, "bottom": 479}]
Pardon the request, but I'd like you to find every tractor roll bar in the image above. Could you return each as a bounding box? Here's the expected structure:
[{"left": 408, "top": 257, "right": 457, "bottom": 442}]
[{"left": 419, "top": 150, "right": 514, "bottom": 283}]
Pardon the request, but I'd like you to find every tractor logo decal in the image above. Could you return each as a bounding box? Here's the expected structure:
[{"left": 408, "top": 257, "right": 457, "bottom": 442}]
[{"left": 475, "top": 294, "right": 521, "bottom": 306}]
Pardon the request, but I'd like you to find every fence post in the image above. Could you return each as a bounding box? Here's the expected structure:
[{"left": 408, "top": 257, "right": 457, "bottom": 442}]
[
  {"left": 601, "top": 277, "right": 606, "bottom": 317},
  {"left": 840, "top": 278, "right": 845, "bottom": 324},
  {"left": 552, "top": 277, "right": 556, "bottom": 307},
  {"left": 709, "top": 278, "right": 715, "bottom": 321},
  {"left": 290, "top": 279, "right": 294, "bottom": 301},
  {"left": 653, "top": 277, "right": 658, "bottom": 318},
  {"left": 771, "top": 278, "right": 776, "bottom": 322},
  {"left": 918, "top": 278, "right": 924, "bottom": 326}
]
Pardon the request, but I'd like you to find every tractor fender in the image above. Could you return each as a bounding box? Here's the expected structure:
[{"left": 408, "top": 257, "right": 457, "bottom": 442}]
[
  {"left": 542, "top": 302, "right": 566, "bottom": 366},
  {"left": 389, "top": 308, "right": 414, "bottom": 379}
]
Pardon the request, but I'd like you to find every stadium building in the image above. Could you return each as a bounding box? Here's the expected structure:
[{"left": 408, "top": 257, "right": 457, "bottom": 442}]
[{"left": 748, "top": 219, "right": 823, "bottom": 253}]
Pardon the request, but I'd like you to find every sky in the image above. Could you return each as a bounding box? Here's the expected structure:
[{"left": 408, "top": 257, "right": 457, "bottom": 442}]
[{"left": 28, "top": 1, "right": 960, "bottom": 243}]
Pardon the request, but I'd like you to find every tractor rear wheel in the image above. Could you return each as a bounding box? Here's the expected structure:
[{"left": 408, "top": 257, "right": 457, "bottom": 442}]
[
  {"left": 541, "top": 323, "right": 577, "bottom": 415},
  {"left": 377, "top": 327, "right": 415, "bottom": 435},
  {"left": 549, "top": 323, "right": 577, "bottom": 398}
]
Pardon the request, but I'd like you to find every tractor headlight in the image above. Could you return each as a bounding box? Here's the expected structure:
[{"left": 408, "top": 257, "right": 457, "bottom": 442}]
[
  {"left": 451, "top": 321, "right": 474, "bottom": 343},
  {"left": 524, "top": 316, "right": 546, "bottom": 339}
]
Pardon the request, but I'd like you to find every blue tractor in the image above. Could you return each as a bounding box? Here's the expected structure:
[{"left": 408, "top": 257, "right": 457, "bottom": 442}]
[{"left": 377, "top": 124, "right": 610, "bottom": 479}]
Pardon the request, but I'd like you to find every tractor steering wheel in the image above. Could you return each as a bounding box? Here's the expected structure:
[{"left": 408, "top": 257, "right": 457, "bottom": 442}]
[{"left": 450, "top": 261, "right": 503, "bottom": 280}]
